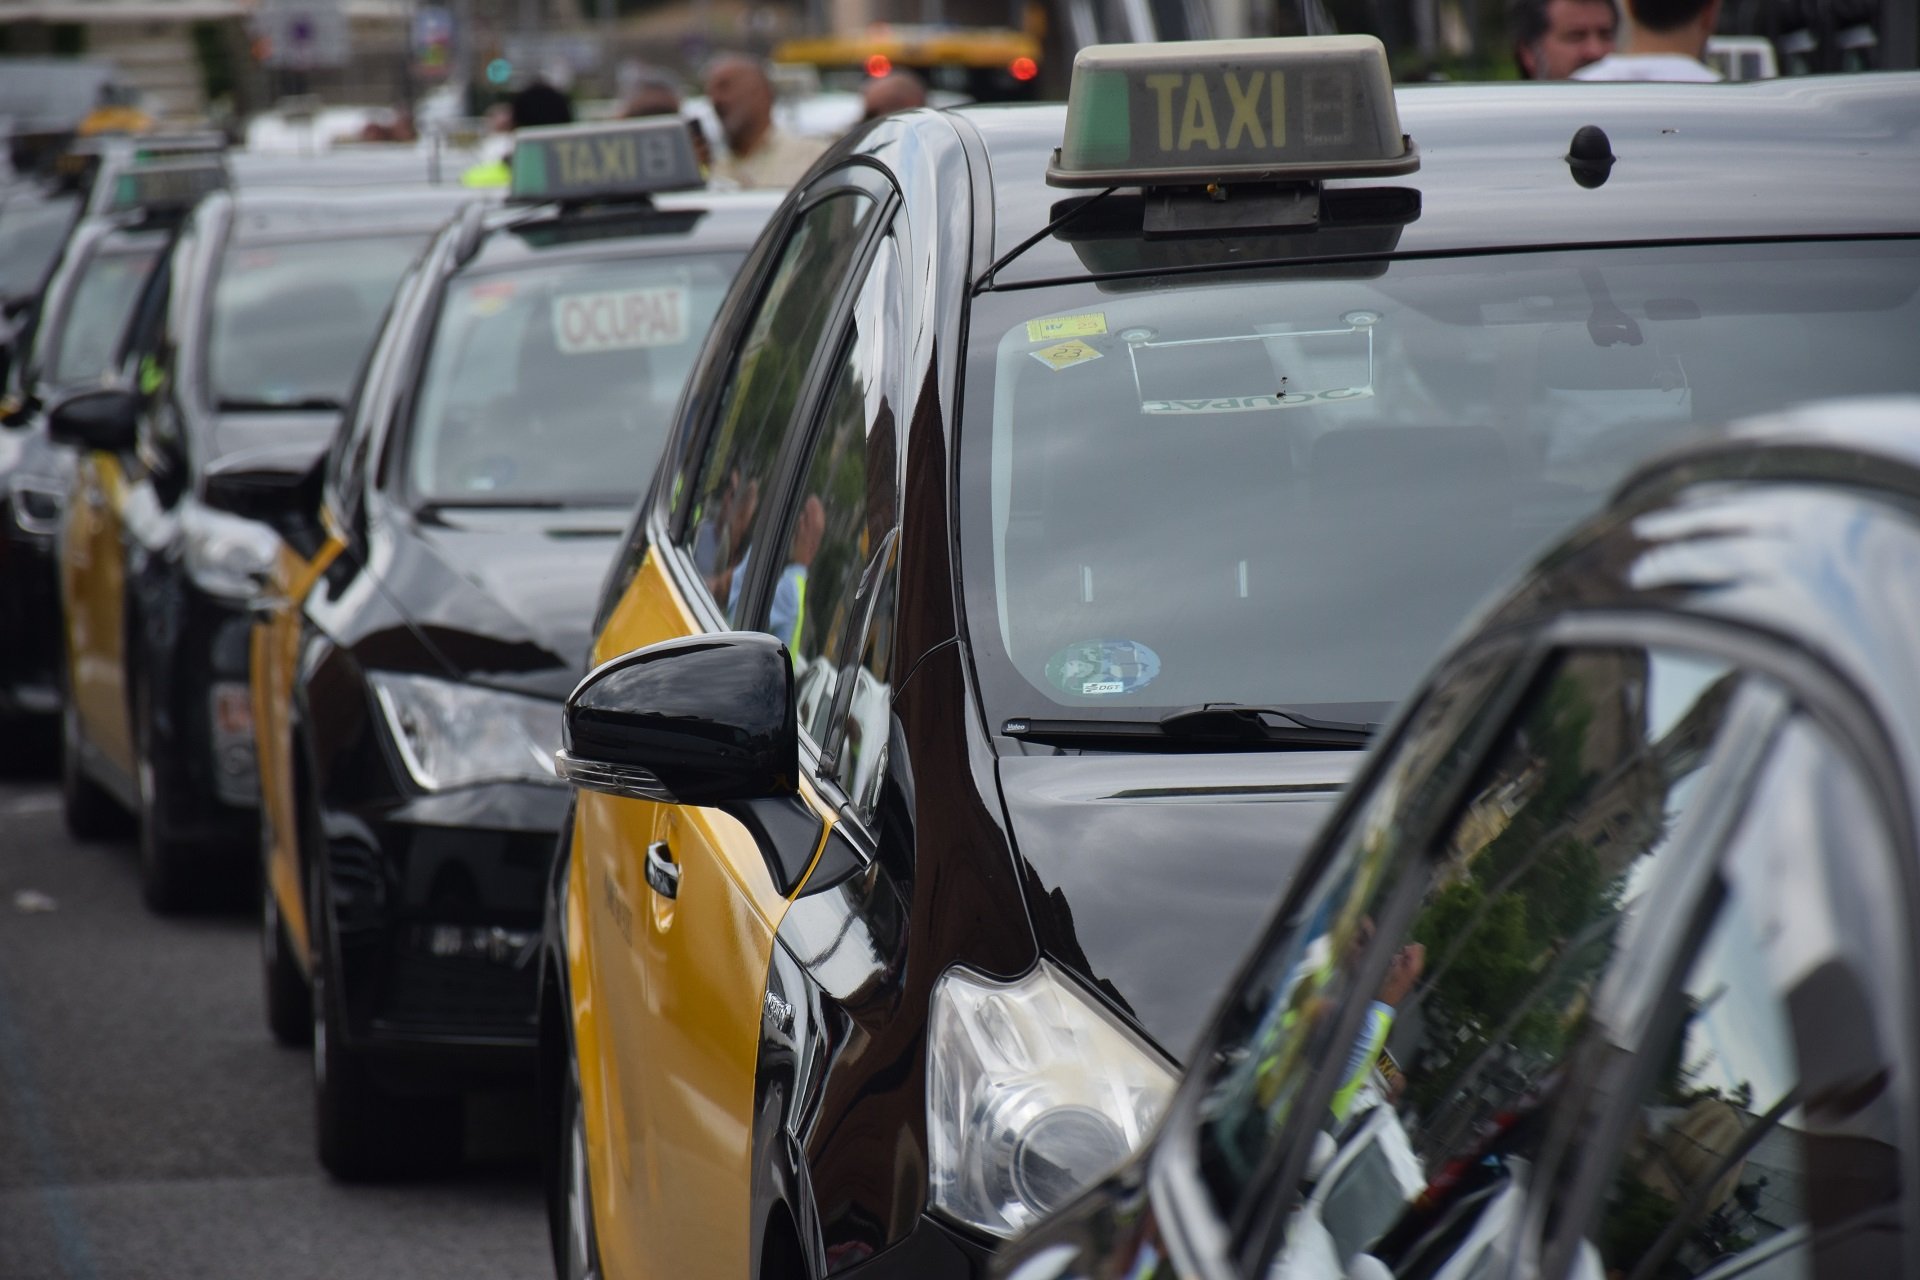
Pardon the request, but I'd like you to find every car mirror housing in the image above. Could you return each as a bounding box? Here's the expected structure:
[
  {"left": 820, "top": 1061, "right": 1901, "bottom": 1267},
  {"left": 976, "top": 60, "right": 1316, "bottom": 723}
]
[
  {"left": 559, "top": 631, "right": 799, "bottom": 807},
  {"left": 46, "top": 387, "right": 139, "bottom": 452},
  {"left": 201, "top": 443, "right": 329, "bottom": 555}
]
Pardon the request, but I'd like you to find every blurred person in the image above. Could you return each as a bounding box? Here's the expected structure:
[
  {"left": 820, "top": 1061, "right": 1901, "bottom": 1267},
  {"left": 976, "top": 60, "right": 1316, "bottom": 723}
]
[
  {"left": 704, "top": 53, "right": 825, "bottom": 189},
  {"left": 463, "top": 78, "right": 575, "bottom": 187},
  {"left": 860, "top": 70, "right": 928, "bottom": 121},
  {"left": 1575, "top": 0, "right": 1725, "bottom": 80},
  {"left": 768, "top": 494, "right": 826, "bottom": 649},
  {"left": 619, "top": 67, "right": 684, "bottom": 119},
  {"left": 1509, "top": 0, "right": 1618, "bottom": 79}
]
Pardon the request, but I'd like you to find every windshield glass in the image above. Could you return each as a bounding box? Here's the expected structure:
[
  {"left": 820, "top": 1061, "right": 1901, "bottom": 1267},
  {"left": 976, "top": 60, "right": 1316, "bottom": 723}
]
[
  {"left": 48, "top": 244, "right": 161, "bottom": 385},
  {"left": 207, "top": 233, "right": 427, "bottom": 409},
  {"left": 0, "top": 191, "right": 79, "bottom": 300},
  {"left": 405, "top": 253, "right": 739, "bottom": 506},
  {"left": 960, "top": 240, "right": 1920, "bottom": 727}
]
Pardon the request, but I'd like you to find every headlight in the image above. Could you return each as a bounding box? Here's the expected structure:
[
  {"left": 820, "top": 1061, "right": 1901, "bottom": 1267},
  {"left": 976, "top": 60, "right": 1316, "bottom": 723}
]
[
  {"left": 368, "top": 670, "right": 562, "bottom": 791},
  {"left": 927, "top": 960, "right": 1175, "bottom": 1237},
  {"left": 181, "top": 502, "right": 279, "bottom": 598}
]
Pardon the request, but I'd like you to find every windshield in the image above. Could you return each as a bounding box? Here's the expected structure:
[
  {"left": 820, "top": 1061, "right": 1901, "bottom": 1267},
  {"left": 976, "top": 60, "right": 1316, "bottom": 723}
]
[
  {"left": 959, "top": 240, "right": 1920, "bottom": 728},
  {"left": 47, "top": 244, "right": 161, "bottom": 385},
  {"left": 405, "top": 253, "right": 739, "bottom": 506},
  {"left": 0, "top": 191, "right": 79, "bottom": 300},
  {"left": 207, "top": 233, "right": 428, "bottom": 409}
]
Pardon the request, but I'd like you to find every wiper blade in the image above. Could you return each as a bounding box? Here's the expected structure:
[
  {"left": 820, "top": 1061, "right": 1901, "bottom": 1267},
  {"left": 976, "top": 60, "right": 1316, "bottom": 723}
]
[
  {"left": 1002, "top": 704, "right": 1374, "bottom": 752},
  {"left": 217, "top": 396, "right": 343, "bottom": 412}
]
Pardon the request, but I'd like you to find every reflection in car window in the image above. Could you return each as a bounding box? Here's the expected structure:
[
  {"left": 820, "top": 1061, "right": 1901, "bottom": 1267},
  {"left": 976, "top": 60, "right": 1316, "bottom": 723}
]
[
  {"left": 0, "top": 191, "right": 78, "bottom": 300},
  {"left": 1585, "top": 717, "right": 1904, "bottom": 1280},
  {"left": 405, "top": 254, "right": 738, "bottom": 505},
  {"left": 1200, "top": 649, "right": 1744, "bottom": 1277},
  {"left": 679, "top": 192, "right": 875, "bottom": 619},
  {"left": 960, "top": 242, "right": 1920, "bottom": 727},
  {"left": 207, "top": 234, "right": 427, "bottom": 409},
  {"left": 48, "top": 246, "right": 161, "bottom": 385}
]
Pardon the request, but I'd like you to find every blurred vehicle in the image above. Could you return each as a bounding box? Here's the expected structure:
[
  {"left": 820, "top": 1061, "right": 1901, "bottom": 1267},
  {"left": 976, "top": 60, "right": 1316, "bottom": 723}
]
[
  {"left": 243, "top": 118, "right": 778, "bottom": 1180},
  {"left": 774, "top": 24, "right": 1043, "bottom": 103},
  {"left": 992, "top": 397, "right": 1920, "bottom": 1280},
  {"left": 0, "top": 58, "right": 126, "bottom": 171},
  {"left": 1705, "top": 34, "right": 1782, "bottom": 79},
  {"left": 536, "top": 35, "right": 1920, "bottom": 1280},
  {"left": 0, "top": 155, "right": 224, "bottom": 747},
  {"left": 0, "top": 179, "right": 82, "bottom": 381},
  {"left": 50, "top": 182, "right": 474, "bottom": 911}
]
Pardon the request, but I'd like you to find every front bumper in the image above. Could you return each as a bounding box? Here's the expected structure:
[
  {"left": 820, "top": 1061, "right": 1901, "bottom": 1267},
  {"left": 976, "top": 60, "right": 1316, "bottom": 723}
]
[
  {"left": 0, "top": 500, "right": 63, "bottom": 720},
  {"left": 144, "top": 590, "right": 259, "bottom": 846}
]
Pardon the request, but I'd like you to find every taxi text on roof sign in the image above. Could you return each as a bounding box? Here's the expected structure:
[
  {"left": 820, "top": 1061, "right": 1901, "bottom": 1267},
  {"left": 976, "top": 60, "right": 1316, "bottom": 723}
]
[
  {"left": 107, "top": 157, "right": 229, "bottom": 216},
  {"left": 1048, "top": 35, "right": 1417, "bottom": 189},
  {"left": 509, "top": 117, "right": 704, "bottom": 204}
]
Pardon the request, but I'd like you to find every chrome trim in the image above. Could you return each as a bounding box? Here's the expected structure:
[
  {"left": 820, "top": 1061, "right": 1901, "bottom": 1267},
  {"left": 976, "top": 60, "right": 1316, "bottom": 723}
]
[{"left": 553, "top": 750, "right": 676, "bottom": 802}]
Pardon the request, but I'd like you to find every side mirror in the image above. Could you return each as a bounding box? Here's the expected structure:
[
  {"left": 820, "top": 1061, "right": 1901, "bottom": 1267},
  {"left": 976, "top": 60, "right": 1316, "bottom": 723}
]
[
  {"left": 47, "top": 387, "right": 139, "bottom": 452},
  {"left": 559, "top": 632, "right": 798, "bottom": 806},
  {"left": 202, "top": 442, "right": 328, "bottom": 553}
]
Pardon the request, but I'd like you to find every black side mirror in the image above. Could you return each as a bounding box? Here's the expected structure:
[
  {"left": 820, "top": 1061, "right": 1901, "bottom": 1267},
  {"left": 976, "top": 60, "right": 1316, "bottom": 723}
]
[
  {"left": 202, "top": 443, "right": 328, "bottom": 554},
  {"left": 559, "top": 632, "right": 798, "bottom": 806},
  {"left": 47, "top": 387, "right": 139, "bottom": 452}
]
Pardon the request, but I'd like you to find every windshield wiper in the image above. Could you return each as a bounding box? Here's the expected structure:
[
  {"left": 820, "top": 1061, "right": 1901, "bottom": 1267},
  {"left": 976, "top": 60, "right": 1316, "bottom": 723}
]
[
  {"left": 217, "top": 396, "right": 344, "bottom": 413},
  {"left": 1002, "top": 704, "right": 1375, "bottom": 751}
]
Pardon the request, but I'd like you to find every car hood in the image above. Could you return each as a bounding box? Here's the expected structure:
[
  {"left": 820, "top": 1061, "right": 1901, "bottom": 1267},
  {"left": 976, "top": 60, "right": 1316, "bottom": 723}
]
[
  {"left": 998, "top": 749, "right": 1358, "bottom": 1062},
  {"left": 210, "top": 409, "right": 340, "bottom": 467},
  {"left": 390, "top": 505, "right": 627, "bottom": 700}
]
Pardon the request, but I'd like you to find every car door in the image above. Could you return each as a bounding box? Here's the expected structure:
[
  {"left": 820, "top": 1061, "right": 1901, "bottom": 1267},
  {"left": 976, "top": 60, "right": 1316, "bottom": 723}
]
[{"left": 574, "top": 173, "right": 890, "bottom": 1278}]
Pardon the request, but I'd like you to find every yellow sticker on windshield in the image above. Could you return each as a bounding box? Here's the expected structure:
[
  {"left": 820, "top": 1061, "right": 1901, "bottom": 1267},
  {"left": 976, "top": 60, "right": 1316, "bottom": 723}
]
[
  {"left": 1026, "top": 312, "right": 1107, "bottom": 343},
  {"left": 1030, "top": 340, "right": 1104, "bottom": 372}
]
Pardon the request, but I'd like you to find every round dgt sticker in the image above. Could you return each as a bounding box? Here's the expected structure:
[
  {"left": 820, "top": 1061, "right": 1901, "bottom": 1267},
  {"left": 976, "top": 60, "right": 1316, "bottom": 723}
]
[{"left": 1045, "top": 638, "right": 1162, "bottom": 698}]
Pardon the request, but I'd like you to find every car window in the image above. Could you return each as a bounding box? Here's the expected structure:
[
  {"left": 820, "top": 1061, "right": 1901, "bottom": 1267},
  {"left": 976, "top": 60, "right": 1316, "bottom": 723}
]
[
  {"left": 47, "top": 245, "right": 162, "bottom": 386},
  {"left": 205, "top": 233, "right": 428, "bottom": 410},
  {"left": 0, "top": 190, "right": 79, "bottom": 300},
  {"left": 752, "top": 236, "right": 902, "bottom": 762},
  {"left": 1195, "top": 648, "right": 1748, "bottom": 1276},
  {"left": 1578, "top": 715, "right": 1906, "bottom": 1280},
  {"left": 677, "top": 191, "right": 877, "bottom": 620},
  {"left": 403, "top": 253, "right": 739, "bottom": 506}
]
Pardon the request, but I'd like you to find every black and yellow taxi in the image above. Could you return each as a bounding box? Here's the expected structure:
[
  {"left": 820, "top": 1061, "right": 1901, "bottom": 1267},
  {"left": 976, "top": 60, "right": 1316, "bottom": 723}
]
[
  {"left": 995, "top": 396, "right": 1920, "bottom": 1280},
  {"left": 537, "top": 34, "right": 1920, "bottom": 1280},
  {"left": 50, "top": 177, "right": 472, "bottom": 909},
  {"left": 244, "top": 118, "right": 778, "bottom": 1179},
  {"left": 1, "top": 155, "right": 216, "bottom": 747}
]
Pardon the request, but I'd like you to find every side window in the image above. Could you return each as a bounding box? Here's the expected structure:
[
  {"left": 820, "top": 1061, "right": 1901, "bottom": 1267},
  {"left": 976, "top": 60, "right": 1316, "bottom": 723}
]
[
  {"left": 676, "top": 191, "right": 878, "bottom": 619},
  {"left": 1195, "top": 648, "right": 1747, "bottom": 1276},
  {"left": 754, "top": 237, "right": 902, "bottom": 775},
  {"left": 1578, "top": 715, "right": 1905, "bottom": 1280}
]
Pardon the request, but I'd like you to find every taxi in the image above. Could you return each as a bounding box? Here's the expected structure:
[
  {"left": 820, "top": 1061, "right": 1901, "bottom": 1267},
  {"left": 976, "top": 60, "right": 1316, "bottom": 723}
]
[
  {"left": 540, "top": 36, "right": 1920, "bottom": 1279},
  {"left": 242, "top": 118, "right": 778, "bottom": 1180},
  {"left": 0, "top": 155, "right": 215, "bottom": 748},
  {"left": 49, "top": 178, "right": 472, "bottom": 909},
  {"left": 994, "top": 396, "right": 1920, "bottom": 1280}
]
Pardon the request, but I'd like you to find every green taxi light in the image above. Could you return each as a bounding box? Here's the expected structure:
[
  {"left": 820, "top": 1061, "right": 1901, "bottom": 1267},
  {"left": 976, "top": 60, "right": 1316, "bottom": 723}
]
[
  {"left": 509, "top": 118, "right": 703, "bottom": 205},
  {"left": 106, "top": 157, "right": 229, "bottom": 215},
  {"left": 1048, "top": 35, "right": 1417, "bottom": 189}
]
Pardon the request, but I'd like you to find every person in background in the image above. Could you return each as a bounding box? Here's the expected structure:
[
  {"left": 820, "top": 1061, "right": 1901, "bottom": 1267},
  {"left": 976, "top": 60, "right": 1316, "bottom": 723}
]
[
  {"left": 1509, "top": 0, "right": 1618, "bottom": 79},
  {"left": 461, "top": 76, "right": 575, "bottom": 187},
  {"left": 618, "top": 66, "right": 714, "bottom": 173},
  {"left": 768, "top": 494, "right": 826, "bottom": 652},
  {"left": 860, "top": 70, "right": 928, "bottom": 121},
  {"left": 704, "top": 53, "right": 826, "bottom": 189},
  {"left": 1574, "top": 0, "right": 1725, "bottom": 80}
]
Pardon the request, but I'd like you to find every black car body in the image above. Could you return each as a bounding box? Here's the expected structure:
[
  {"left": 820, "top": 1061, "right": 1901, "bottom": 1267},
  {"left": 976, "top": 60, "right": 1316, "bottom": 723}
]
[
  {"left": 52, "top": 183, "right": 474, "bottom": 910},
  {"left": 538, "top": 45, "right": 1920, "bottom": 1280},
  {"left": 995, "top": 396, "right": 1920, "bottom": 1280},
  {"left": 253, "top": 125, "right": 779, "bottom": 1179}
]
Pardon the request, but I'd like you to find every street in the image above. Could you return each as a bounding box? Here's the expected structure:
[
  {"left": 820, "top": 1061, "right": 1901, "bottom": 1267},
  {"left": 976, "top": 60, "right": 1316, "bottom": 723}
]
[{"left": 0, "top": 757, "right": 549, "bottom": 1280}]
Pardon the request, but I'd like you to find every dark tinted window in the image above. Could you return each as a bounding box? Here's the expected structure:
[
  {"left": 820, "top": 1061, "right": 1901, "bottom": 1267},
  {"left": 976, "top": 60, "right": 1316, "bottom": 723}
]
[
  {"left": 677, "top": 191, "right": 876, "bottom": 619},
  {"left": 48, "top": 245, "right": 161, "bottom": 385}
]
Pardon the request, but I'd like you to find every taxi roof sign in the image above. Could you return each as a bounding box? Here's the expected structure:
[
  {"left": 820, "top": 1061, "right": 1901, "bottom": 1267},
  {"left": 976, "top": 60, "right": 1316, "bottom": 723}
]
[
  {"left": 509, "top": 118, "right": 703, "bottom": 205},
  {"left": 1048, "top": 36, "right": 1417, "bottom": 189},
  {"left": 104, "top": 157, "right": 229, "bottom": 216}
]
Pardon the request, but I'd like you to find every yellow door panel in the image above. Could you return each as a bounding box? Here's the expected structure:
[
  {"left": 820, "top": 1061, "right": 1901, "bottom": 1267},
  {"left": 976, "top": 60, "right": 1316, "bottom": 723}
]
[
  {"left": 252, "top": 530, "right": 344, "bottom": 967},
  {"left": 62, "top": 452, "right": 132, "bottom": 775},
  {"left": 574, "top": 545, "right": 829, "bottom": 1279}
]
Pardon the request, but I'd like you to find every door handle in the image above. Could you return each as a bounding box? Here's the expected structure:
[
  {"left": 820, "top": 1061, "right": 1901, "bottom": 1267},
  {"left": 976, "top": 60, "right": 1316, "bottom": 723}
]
[{"left": 644, "top": 840, "right": 680, "bottom": 900}]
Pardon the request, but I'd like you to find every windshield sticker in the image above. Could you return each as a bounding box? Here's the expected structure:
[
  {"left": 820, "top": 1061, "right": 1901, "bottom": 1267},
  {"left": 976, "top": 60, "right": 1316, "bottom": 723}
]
[
  {"left": 1026, "top": 312, "right": 1107, "bottom": 344},
  {"left": 1030, "top": 339, "right": 1104, "bottom": 372},
  {"left": 1045, "top": 638, "right": 1162, "bottom": 698},
  {"left": 1142, "top": 388, "right": 1375, "bottom": 414},
  {"left": 552, "top": 285, "right": 688, "bottom": 354},
  {"left": 469, "top": 279, "right": 518, "bottom": 317}
]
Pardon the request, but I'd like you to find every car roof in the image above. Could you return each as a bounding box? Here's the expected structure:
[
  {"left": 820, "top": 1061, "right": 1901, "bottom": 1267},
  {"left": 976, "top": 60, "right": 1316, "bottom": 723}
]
[
  {"left": 461, "top": 189, "right": 783, "bottom": 272},
  {"left": 957, "top": 74, "right": 1920, "bottom": 288},
  {"left": 221, "top": 185, "right": 476, "bottom": 240}
]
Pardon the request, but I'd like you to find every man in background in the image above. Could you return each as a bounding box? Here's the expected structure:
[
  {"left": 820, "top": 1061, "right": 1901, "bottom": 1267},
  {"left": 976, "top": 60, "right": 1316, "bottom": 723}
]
[
  {"left": 860, "top": 70, "right": 928, "bottom": 121},
  {"left": 704, "top": 54, "right": 826, "bottom": 189},
  {"left": 1575, "top": 0, "right": 1725, "bottom": 80},
  {"left": 1509, "top": 0, "right": 1618, "bottom": 79}
]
